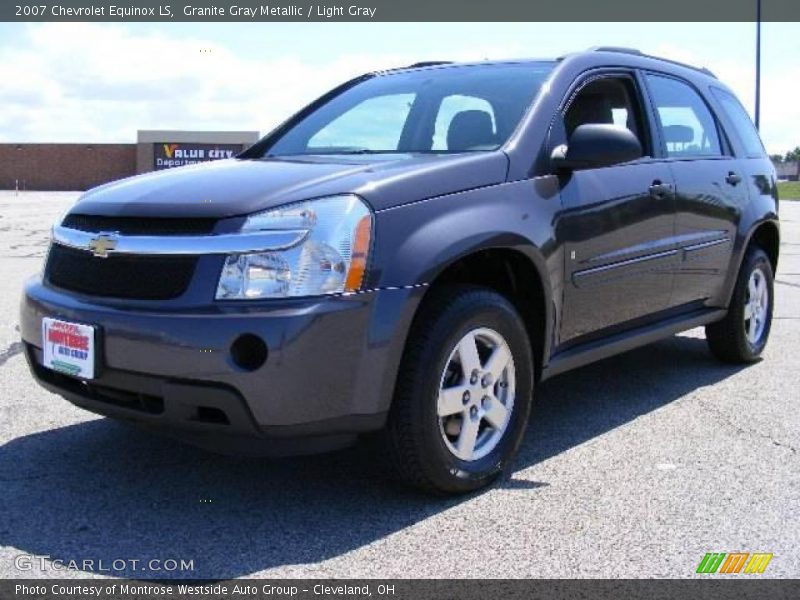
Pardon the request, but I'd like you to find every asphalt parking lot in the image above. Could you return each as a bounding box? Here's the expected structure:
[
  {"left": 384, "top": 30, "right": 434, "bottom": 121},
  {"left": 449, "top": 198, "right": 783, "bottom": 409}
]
[{"left": 0, "top": 191, "right": 797, "bottom": 579}]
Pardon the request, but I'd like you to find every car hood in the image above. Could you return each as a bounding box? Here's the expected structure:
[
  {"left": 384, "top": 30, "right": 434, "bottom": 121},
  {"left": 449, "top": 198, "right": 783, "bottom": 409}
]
[{"left": 72, "top": 153, "right": 509, "bottom": 218}]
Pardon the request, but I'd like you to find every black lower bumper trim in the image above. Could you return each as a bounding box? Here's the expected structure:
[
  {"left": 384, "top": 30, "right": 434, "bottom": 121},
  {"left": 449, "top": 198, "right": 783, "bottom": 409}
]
[{"left": 25, "top": 343, "right": 387, "bottom": 455}]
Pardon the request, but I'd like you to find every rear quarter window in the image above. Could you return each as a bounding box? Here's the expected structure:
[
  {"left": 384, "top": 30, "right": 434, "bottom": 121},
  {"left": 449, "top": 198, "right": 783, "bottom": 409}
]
[
  {"left": 645, "top": 74, "right": 722, "bottom": 158},
  {"left": 710, "top": 87, "right": 766, "bottom": 158}
]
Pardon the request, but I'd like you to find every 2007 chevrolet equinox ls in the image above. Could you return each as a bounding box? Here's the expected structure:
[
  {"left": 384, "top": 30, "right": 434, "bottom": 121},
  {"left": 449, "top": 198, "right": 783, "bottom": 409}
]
[{"left": 21, "top": 48, "right": 780, "bottom": 493}]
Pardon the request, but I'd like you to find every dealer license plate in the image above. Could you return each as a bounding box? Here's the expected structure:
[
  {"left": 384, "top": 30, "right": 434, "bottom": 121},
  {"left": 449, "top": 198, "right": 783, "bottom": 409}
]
[{"left": 41, "top": 318, "right": 96, "bottom": 380}]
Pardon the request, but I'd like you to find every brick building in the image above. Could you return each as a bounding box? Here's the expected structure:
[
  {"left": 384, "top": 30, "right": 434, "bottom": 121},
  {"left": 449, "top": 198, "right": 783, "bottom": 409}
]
[
  {"left": 0, "top": 130, "right": 259, "bottom": 191},
  {"left": 774, "top": 160, "right": 799, "bottom": 181}
]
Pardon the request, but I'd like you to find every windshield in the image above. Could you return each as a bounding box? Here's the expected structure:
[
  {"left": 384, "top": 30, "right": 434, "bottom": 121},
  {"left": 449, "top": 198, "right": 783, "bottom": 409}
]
[{"left": 261, "top": 62, "right": 554, "bottom": 157}]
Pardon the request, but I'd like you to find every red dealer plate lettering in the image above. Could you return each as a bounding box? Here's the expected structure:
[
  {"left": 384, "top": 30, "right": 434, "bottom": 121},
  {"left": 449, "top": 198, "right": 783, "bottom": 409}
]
[{"left": 41, "top": 318, "right": 96, "bottom": 380}]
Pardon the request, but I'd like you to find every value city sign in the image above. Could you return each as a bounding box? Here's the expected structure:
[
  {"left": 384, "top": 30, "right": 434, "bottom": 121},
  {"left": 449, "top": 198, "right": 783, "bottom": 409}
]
[{"left": 154, "top": 142, "right": 242, "bottom": 170}]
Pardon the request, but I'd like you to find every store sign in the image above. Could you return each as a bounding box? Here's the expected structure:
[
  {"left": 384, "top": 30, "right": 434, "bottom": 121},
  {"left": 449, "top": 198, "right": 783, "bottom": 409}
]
[{"left": 154, "top": 142, "right": 242, "bottom": 170}]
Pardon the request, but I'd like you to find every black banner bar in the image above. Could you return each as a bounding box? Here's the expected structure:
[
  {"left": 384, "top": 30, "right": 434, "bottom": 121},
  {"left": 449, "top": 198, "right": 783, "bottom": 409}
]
[
  {"left": 3, "top": 579, "right": 800, "bottom": 600},
  {"left": 3, "top": 0, "right": 800, "bottom": 22}
]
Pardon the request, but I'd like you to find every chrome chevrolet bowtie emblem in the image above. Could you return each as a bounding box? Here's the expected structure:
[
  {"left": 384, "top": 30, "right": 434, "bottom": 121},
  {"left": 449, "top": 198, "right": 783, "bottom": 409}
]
[{"left": 87, "top": 233, "right": 118, "bottom": 258}]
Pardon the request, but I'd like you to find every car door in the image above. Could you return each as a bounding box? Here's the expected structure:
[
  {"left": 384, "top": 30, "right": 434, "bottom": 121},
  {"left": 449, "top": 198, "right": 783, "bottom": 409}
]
[
  {"left": 643, "top": 73, "right": 744, "bottom": 308},
  {"left": 554, "top": 73, "right": 678, "bottom": 345}
]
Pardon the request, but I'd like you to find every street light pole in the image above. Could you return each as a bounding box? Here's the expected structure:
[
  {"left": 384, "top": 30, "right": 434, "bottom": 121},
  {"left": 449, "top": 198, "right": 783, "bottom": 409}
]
[{"left": 755, "top": 0, "right": 762, "bottom": 129}]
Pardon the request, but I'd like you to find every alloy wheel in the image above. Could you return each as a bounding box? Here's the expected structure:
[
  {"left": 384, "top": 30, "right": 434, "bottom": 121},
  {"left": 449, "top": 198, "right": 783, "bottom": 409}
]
[
  {"left": 437, "top": 327, "right": 516, "bottom": 461},
  {"left": 744, "top": 267, "right": 769, "bottom": 345}
]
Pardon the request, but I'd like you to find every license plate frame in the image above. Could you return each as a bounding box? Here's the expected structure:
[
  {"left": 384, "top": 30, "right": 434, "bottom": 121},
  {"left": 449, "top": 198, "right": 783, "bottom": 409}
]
[{"left": 41, "top": 317, "right": 97, "bottom": 380}]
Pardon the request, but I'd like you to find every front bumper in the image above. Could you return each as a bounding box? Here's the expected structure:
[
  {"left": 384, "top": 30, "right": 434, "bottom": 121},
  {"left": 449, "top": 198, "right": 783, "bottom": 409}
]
[{"left": 20, "top": 276, "right": 423, "bottom": 453}]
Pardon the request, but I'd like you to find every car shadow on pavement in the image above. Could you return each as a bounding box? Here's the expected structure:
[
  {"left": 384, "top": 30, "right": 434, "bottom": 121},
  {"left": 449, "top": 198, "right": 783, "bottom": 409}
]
[
  {"left": 0, "top": 334, "right": 747, "bottom": 579},
  {"left": 518, "top": 333, "right": 746, "bottom": 467}
]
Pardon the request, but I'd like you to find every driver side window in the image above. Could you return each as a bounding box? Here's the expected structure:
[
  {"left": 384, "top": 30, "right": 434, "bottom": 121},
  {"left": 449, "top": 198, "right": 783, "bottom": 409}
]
[{"left": 563, "top": 76, "right": 648, "bottom": 153}]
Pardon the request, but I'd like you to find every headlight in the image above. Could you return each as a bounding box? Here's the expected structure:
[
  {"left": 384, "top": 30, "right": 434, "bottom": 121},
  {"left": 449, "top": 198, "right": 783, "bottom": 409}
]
[{"left": 216, "top": 195, "right": 372, "bottom": 299}]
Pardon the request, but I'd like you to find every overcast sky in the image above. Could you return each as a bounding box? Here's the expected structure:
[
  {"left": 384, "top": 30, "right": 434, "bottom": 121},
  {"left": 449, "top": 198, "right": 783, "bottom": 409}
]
[{"left": 0, "top": 21, "right": 797, "bottom": 154}]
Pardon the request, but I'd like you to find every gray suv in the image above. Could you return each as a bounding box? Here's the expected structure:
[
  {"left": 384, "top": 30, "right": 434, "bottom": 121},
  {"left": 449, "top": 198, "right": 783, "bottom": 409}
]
[{"left": 21, "top": 48, "right": 779, "bottom": 493}]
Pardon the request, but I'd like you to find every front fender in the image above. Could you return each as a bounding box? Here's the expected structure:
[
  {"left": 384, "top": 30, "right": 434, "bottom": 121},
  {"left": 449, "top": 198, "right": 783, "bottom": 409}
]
[
  {"left": 369, "top": 178, "right": 562, "bottom": 372},
  {"left": 371, "top": 180, "right": 559, "bottom": 290}
]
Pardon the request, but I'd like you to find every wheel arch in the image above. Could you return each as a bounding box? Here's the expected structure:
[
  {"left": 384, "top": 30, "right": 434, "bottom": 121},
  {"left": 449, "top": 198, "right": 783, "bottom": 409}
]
[
  {"left": 748, "top": 219, "right": 780, "bottom": 274},
  {"left": 414, "top": 243, "right": 554, "bottom": 382},
  {"left": 719, "top": 218, "right": 780, "bottom": 309}
]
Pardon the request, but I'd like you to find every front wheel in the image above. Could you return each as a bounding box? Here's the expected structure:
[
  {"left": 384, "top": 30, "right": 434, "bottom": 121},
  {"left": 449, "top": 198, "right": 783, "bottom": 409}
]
[
  {"left": 706, "top": 246, "right": 774, "bottom": 363},
  {"left": 386, "top": 286, "right": 534, "bottom": 494}
]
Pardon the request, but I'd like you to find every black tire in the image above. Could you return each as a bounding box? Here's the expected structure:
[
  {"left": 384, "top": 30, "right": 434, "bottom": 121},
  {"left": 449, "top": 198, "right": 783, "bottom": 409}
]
[
  {"left": 386, "top": 285, "right": 534, "bottom": 494},
  {"left": 706, "top": 246, "right": 774, "bottom": 363}
]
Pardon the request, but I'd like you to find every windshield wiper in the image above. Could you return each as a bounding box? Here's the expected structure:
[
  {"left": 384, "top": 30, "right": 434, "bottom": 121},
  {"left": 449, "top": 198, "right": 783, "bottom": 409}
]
[
  {"left": 260, "top": 149, "right": 405, "bottom": 159},
  {"left": 324, "top": 149, "right": 400, "bottom": 155}
]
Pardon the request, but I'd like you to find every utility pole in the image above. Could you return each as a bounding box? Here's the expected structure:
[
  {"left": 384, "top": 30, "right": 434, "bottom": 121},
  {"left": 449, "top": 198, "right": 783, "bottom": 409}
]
[{"left": 755, "top": 0, "right": 762, "bottom": 129}]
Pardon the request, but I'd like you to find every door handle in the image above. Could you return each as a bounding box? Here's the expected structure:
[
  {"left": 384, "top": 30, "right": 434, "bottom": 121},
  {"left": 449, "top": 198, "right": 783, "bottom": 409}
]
[
  {"left": 725, "top": 171, "right": 742, "bottom": 186},
  {"left": 649, "top": 180, "right": 674, "bottom": 199}
]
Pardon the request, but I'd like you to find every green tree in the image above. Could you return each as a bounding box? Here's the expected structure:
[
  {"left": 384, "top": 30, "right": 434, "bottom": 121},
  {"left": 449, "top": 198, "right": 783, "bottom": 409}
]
[
  {"left": 784, "top": 147, "right": 800, "bottom": 162},
  {"left": 770, "top": 154, "right": 784, "bottom": 163}
]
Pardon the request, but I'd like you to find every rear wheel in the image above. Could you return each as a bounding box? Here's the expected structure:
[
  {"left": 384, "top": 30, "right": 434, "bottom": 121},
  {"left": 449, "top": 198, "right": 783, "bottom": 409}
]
[
  {"left": 706, "top": 246, "right": 774, "bottom": 363},
  {"left": 386, "top": 286, "right": 534, "bottom": 494}
]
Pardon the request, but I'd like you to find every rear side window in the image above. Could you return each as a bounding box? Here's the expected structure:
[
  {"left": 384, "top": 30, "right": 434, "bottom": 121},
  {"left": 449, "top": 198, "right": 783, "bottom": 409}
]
[
  {"left": 710, "top": 87, "right": 765, "bottom": 157},
  {"left": 646, "top": 74, "right": 722, "bottom": 158}
]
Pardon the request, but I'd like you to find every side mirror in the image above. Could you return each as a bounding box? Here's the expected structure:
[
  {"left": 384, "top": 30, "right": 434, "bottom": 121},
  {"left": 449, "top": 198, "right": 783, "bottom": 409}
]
[{"left": 551, "top": 124, "right": 643, "bottom": 171}]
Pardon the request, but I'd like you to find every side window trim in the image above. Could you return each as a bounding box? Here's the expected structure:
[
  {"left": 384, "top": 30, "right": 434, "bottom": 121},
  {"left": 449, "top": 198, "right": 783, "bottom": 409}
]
[
  {"left": 634, "top": 69, "right": 666, "bottom": 160},
  {"left": 555, "top": 68, "right": 655, "bottom": 160},
  {"left": 639, "top": 69, "right": 734, "bottom": 160}
]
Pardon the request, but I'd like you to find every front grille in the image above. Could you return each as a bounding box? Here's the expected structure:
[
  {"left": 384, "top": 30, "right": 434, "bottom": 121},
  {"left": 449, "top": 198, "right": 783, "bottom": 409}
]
[
  {"left": 45, "top": 244, "right": 197, "bottom": 300},
  {"left": 61, "top": 214, "right": 217, "bottom": 235}
]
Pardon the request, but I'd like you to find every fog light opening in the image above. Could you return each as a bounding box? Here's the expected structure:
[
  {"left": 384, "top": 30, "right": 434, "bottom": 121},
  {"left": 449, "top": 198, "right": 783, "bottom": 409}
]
[
  {"left": 195, "top": 406, "right": 230, "bottom": 425},
  {"left": 230, "top": 334, "right": 268, "bottom": 371}
]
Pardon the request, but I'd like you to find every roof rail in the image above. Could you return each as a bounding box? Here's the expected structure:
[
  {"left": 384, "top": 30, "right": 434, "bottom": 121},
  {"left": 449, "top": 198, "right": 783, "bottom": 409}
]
[
  {"left": 588, "top": 46, "right": 643, "bottom": 55},
  {"left": 405, "top": 61, "right": 452, "bottom": 68},
  {"left": 370, "top": 61, "right": 452, "bottom": 77},
  {"left": 586, "top": 46, "right": 717, "bottom": 79}
]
